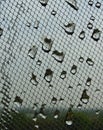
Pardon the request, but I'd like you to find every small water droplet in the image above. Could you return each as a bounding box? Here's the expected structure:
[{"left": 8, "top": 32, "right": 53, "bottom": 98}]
[
  {"left": 52, "top": 50, "right": 64, "bottom": 63},
  {"left": 28, "top": 46, "right": 38, "bottom": 59},
  {"left": 34, "top": 20, "right": 39, "bottom": 29},
  {"left": 66, "top": 0, "right": 78, "bottom": 10},
  {"left": 60, "top": 71, "right": 67, "bottom": 79},
  {"left": 26, "top": 22, "right": 31, "bottom": 27},
  {"left": 14, "top": 96, "right": 23, "bottom": 107},
  {"left": 88, "top": 0, "right": 93, "bottom": 6},
  {"left": 68, "top": 86, "right": 73, "bottom": 89},
  {"left": 36, "top": 60, "right": 42, "bottom": 66},
  {"left": 51, "top": 10, "right": 57, "bottom": 15},
  {"left": 70, "top": 65, "right": 77, "bottom": 75},
  {"left": 39, "top": 104, "right": 47, "bottom": 119},
  {"left": 48, "top": 84, "right": 53, "bottom": 88},
  {"left": 96, "top": 110, "right": 100, "bottom": 115},
  {"left": 59, "top": 98, "right": 64, "bottom": 102},
  {"left": 86, "top": 58, "right": 94, "bottom": 66},
  {"left": 42, "top": 36, "right": 53, "bottom": 52},
  {"left": 95, "top": 2, "right": 101, "bottom": 8},
  {"left": 79, "top": 31, "right": 85, "bottom": 40},
  {"left": 32, "top": 117, "right": 37, "bottom": 122},
  {"left": 35, "top": 125, "right": 39, "bottom": 129},
  {"left": 51, "top": 97, "right": 57, "bottom": 104},
  {"left": 95, "top": 89, "right": 100, "bottom": 92},
  {"left": 0, "top": 28, "right": 3, "bottom": 37},
  {"left": 90, "top": 16, "right": 95, "bottom": 21},
  {"left": 63, "top": 22, "right": 75, "bottom": 35},
  {"left": 87, "top": 22, "right": 93, "bottom": 29},
  {"left": 86, "top": 77, "right": 91, "bottom": 86},
  {"left": 54, "top": 109, "right": 60, "bottom": 119},
  {"left": 91, "top": 29, "right": 101, "bottom": 41},
  {"left": 30, "top": 73, "right": 38, "bottom": 86},
  {"left": 80, "top": 89, "right": 89, "bottom": 104},
  {"left": 44, "top": 69, "right": 53, "bottom": 82},
  {"left": 79, "top": 57, "right": 84, "bottom": 63},
  {"left": 39, "top": 0, "right": 48, "bottom": 6},
  {"left": 77, "top": 104, "right": 82, "bottom": 109}
]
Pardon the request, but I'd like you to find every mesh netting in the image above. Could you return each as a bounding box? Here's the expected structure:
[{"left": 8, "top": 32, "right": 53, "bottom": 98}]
[{"left": 0, "top": 0, "right": 103, "bottom": 130}]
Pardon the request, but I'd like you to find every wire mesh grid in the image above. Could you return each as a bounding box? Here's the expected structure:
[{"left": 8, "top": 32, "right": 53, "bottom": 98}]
[{"left": 0, "top": 0, "right": 103, "bottom": 130}]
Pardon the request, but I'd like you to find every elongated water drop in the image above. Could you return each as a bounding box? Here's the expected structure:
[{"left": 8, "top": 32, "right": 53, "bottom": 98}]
[
  {"left": 80, "top": 89, "right": 89, "bottom": 104},
  {"left": 70, "top": 65, "right": 77, "bottom": 75},
  {"left": 28, "top": 46, "right": 38, "bottom": 59},
  {"left": 30, "top": 73, "right": 38, "bottom": 86},
  {"left": 86, "top": 77, "right": 91, "bottom": 86},
  {"left": 39, "top": 0, "right": 48, "bottom": 6},
  {"left": 66, "top": 0, "right": 78, "bottom": 10},
  {"left": 63, "top": 22, "right": 75, "bottom": 35},
  {"left": 52, "top": 50, "right": 64, "bottom": 63},
  {"left": 79, "top": 31, "right": 85, "bottom": 40},
  {"left": 86, "top": 58, "right": 94, "bottom": 66},
  {"left": 91, "top": 29, "right": 101, "bottom": 41},
  {"left": 0, "top": 28, "right": 3, "bottom": 37},
  {"left": 44, "top": 69, "right": 53, "bottom": 82},
  {"left": 54, "top": 109, "right": 60, "bottom": 119},
  {"left": 60, "top": 71, "right": 67, "bottom": 79}
]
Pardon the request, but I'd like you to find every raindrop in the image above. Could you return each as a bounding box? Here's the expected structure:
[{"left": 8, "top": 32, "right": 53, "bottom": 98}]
[
  {"left": 86, "top": 77, "right": 92, "bottom": 86},
  {"left": 14, "top": 96, "right": 23, "bottom": 107},
  {"left": 66, "top": 0, "right": 78, "bottom": 10},
  {"left": 79, "top": 57, "right": 84, "bottom": 63},
  {"left": 54, "top": 109, "right": 60, "bottom": 119},
  {"left": 60, "top": 71, "right": 67, "bottom": 79},
  {"left": 51, "top": 10, "right": 57, "bottom": 16},
  {"left": 63, "top": 22, "right": 75, "bottom": 35},
  {"left": 96, "top": 110, "right": 100, "bottom": 115},
  {"left": 80, "top": 89, "right": 89, "bottom": 104},
  {"left": 28, "top": 46, "right": 38, "bottom": 59},
  {"left": 42, "top": 36, "right": 53, "bottom": 52},
  {"left": 0, "top": 28, "right": 3, "bottom": 37},
  {"left": 39, "top": 0, "right": 48, "bottom": 6},
  {"left": 91, "top": 29, "right": 101, "bottom": 41},
  {"left": 51, "top": 97, "right": 57, "bottom": 104},
  {"left": 77, "top": 104, "right": 82, "bottom": 109},
  {"left": 36, "top": 60, "right": 42, "bottom": 66},
  {"left": 88, "top": 0, "right": 93, "bottom": 6},
  {"left": 44, "top": 69, "right": 53, "bottom": 82},
  {"left": 34, "top": 20, "right": 39, "bottom": 29},
  {"left": 86, "top": 58, "right": 94, "bottom": 66},
  {"left": 30, "top": 73, "right": 38, "bottom": 86},
  {"left": 90, "top": 16, "right": 95, "bottom": 21},
  {"left": 79, "top": 31, "right": 85, "bottom": 40},
  {"left": 95, "top": 2, "right": 101, "bottom": 8},
  {"left": 52, "top": 50, "right": 64, "bottom": 63},
  {"left": 87, "top": 22, "right": 93, "bottom": 29},
  {"left": 70, "top": 65, "right": 77, "bottom": 75}
]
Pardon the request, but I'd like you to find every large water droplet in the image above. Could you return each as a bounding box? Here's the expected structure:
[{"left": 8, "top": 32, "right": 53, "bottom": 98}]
[
  {"left": 95, "top": 2, "right": 101, "bottom": 8},
  {"left": 80, "top": 89, "right": 89, "bottom": 104},
  {"left": 79, "top": 57, "right": 84, "bottom": 63},
  {"left": 51, "top": 10, "right": 57, "bottom": 16},
  {"left": 0, "top": 28, "right": 3, "bottom": 37},
  {"left": 51, "top": 97, "right": 57, "bottom": 104},
  {"left": 52, "top": 50, "right": 64, "bottom": 63},
  {"left": 66, "top": 0, "right": 78, "bottom": 10},
  {"left": 34, "top": 20, "right": 39, "bottom": 29},
  {"left": 86, "top": 58, "right": 94, "bottom": 66},
  {"left": 86, "top": 77, "right": 91, "bottom": 86},
  {"left": 39, "top": 0, "right": 48, "bottom": 6},
  {"left": 30, "top": 73, "right": 38, "bottom": 86},
  {"left": 63, "top": 22, "right": 75, "bottom": 35},
  {"left": 70, "top": 65, "right": 77, "bottom": 75},
  {"left": 54, "top": 109, "right": 60, "bottom": 119},
  {"left": 91, "top": 29, "right": 101, "bottom": 41},
  {"left": 88, "top": 0, "right": 93, "bottom": 6},
  {"left": 87, "top": 22, "right": 93, "bottom": 29},
  {"left": 44, "top": 69, "right": 53, "bottom": 82},
  {"left": 42, "top": 36, "right": 53, "bottom": 52},
  {"left": 28, "top": 46, "right": 38, "bottom": 59},
  {"left": 60, "top": 71, "right": 67, "bottom": 79},
  {"left": 79, "top": 31, "right": 85, "bottom": 40}
]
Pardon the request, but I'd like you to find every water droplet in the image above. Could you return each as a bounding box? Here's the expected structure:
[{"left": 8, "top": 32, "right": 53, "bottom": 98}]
[
  {"left": 51, "top": 10, "right": 57, "bottom": 15},
  {"left": 14, "top": 96, "right": 23, "bottom": 107},
  {"left": 79, "top": 31, "right": 85, "bottom": 40},
  {"left": 44, "top": 69, "right": 53, "bottom": 82},
  {"left": 32, "top": 117, "right": 37, "bottom": 122},
  {"left": 87, "top": 22, "right": 93, "bottom": 29},
  {"left": 95, "top": 89, "right": 100, "bottom": 92},
  {"left": 88, "top": 0, "right": 93, "bottom": 6},
  {"left": 0, "top": 28, "right": 3, "bottom": 37},
  {"left": 39, "top": 0, "right": 48, "bottom": 6},
  {"left": 68, "top": 86, "right": 73, "bottom": 89},
  {"left": 59, "top": 98, "right": 64, "bottom": 103},
  {"left": 26, "top": 22, "right": 31, "bottom": 27},
  {"left": 51, "top": 97, "right": 57, "bottom": 104},
  {"left": 30, "top": 73, "right": 38, "bottom": 86},
  {"left": 36, "top": 60, "right": 42, "bottom": 66},
  {"left": 96, "top": 110, "right": 100, "bottom": 115},
  {"left": 63, "top": 22, "right": 75, "bottom": 35},
  {"left": 80, "top": 89, "right": 89, "bottom": 104},
  {"left": 79, "top": 57, "right": 84, "bottom": 63},
  {"left": 77, "top": 104, "right": 82, "bottom": 109},
  {"left": 95, "top": 2, "right": 101, "bottom": 8},
  {"left": 42, "top": 36, "right": 53, "bottom": 52},
  {"left": 86, "top": 58, "right": 94, "bottom": 66},
  {"left": 35, "top": 125, "right": 39, "bottom": 129},
  {"left": 90, "top": 16, "right": 95, "bottom": 21},
  {"left": 91, "top": 29, "right": 101, "bottom": 41},
  {"left": 70, "top": 65, "right": 77, "bottom": 75},
  {"left": 34, "top": 20, "right": 39, "bottom": 29},
  {"left": 28, "top": 46, "right": 38, "bottom": 59},
  {"left": 54, "top": 109, "right": 60, "bottom": 119},
  {"left": 60, "top": 71, "right": 67, "bottom": 79},
  {"left": 52, "top": 50, "right": 64, "bottom": 63},
  {"left": 39, "top": 104, "right": 47, "bottom": 119},
  {"left": 48, "top": 84, "right": 53, "bottom": 88},
  {"left": 86, "top": 77, "right": 91, "bottom": 86},
  {"left": 66, "top": 0, "right": 78, "bottom": 10},
  {"left": 39, "top": 113, "right": 47, "bottom": 119}
]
